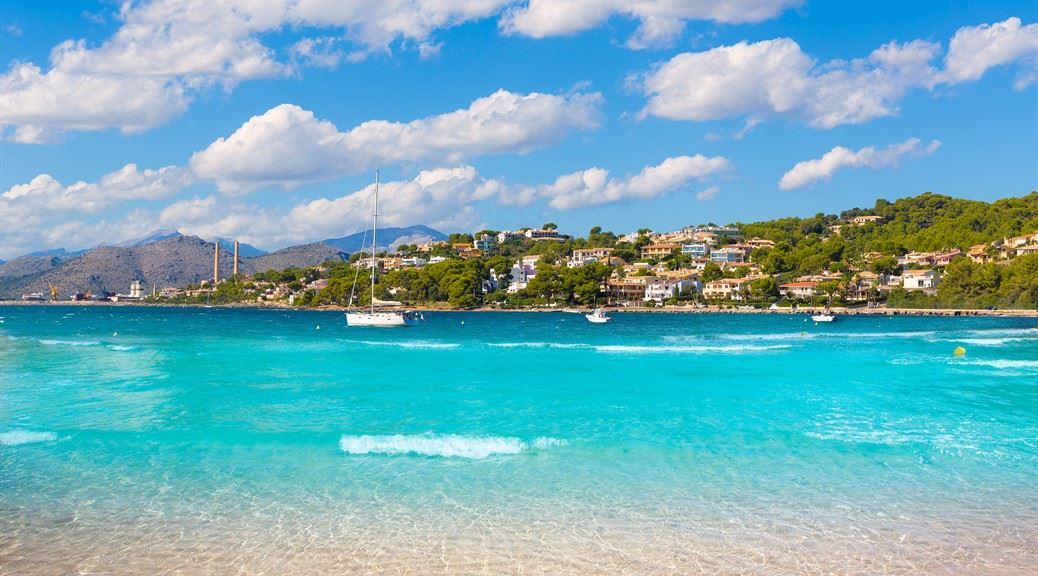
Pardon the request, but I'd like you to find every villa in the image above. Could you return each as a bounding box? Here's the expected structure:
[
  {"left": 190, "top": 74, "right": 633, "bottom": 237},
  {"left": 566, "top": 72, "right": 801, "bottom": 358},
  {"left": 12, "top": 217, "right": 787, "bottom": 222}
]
[
  {"left": 903, "top": 269, "right": 939, "bottom": 290},
  {"left": 702, "top": 278, "right": 750, "bottom": 301},
  {"left": 779, "top": 281, "right": 820, "bottom": 299}
]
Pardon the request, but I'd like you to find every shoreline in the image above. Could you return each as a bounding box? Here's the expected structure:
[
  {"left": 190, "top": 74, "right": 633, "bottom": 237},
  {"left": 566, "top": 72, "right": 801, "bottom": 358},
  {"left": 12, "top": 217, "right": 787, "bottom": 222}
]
[{"left": 2, "top": 299, "right": 1037, "bottom": 317}]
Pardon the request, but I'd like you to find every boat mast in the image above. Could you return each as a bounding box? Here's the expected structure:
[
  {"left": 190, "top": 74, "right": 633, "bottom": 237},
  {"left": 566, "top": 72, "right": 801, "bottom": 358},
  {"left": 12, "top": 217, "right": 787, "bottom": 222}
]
[{"left": 371, "top": 170, "right": 378, "bottom": 314}]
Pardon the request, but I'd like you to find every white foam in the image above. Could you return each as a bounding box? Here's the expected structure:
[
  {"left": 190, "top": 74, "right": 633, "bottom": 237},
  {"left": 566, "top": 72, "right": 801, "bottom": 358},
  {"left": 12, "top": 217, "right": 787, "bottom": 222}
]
[
  {"left": 339, "top": 434, "right": 564, "bottom": 459},
  {"left": 350, "top": 340, "right": 459, "bottom": 350},
  {"left": 595, "top": 344, "right": 791, "bottom": 354},
  {"left": 716, "top": 332, "right": 817, "bottom": 342},
  {"left": 107, "top": 345, "right": 135, "bottom": 351},
  {"left": 957, "top": 359, "right": 1038, "bottom": 370},
  {"left": 0, "top": 430, "right": 57, "bottom": 446},
  {"left": 960, "top": 327, "right": 1038, "bottom": 337},
  {"left": 946, "top": 337, "right": 1029, "bottom": 347},
  {"left": 489, "top": 342, "right": 588, "bottom": 349},
  {"left": 38, "top": 339, "right": 100, "bottom": 347}
]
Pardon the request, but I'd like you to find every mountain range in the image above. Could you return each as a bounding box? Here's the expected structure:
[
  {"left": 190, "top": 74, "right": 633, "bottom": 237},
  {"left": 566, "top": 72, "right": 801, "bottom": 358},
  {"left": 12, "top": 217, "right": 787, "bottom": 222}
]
[{"left": 0, "top": 225, "right": 445, "bottom": 298}]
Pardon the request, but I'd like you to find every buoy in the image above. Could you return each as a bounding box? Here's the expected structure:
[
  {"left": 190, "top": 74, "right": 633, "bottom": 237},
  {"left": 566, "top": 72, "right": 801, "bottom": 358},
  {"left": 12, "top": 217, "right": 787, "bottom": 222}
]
[
  {"left": 315, "top": 325, "right": 320, "bottom": 330},
  {"left": 112, "top": 331, "right": 118, "bottom": 336},
  {"left": 953, "top": 346, "right": 966, "bottom": 357}
]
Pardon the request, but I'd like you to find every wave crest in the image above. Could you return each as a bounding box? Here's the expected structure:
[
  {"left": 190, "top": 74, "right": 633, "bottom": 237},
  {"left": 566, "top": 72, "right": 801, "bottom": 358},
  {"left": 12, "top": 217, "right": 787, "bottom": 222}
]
[
  {"left": 0, "top": 430, "right": 57, "bottom": 446},
  {"left": 338, "top": 434, "right": 564, "bottom": 459}
]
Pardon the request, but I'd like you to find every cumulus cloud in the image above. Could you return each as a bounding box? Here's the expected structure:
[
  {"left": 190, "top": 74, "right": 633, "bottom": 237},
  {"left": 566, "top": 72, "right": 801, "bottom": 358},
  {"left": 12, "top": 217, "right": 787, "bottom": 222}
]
[
  {"left": 190, "top": 90, "right": 602, "bottom": 192},
  {"left": 637, "top": 17, "right": 1037, "bottom": 129},
  {"left": 696, "top": 185, "right": 719, "bottom": 201},
  {"left": 501, "top": 0, "right": 801, "bottom": 47},
  {"left": 502, "top": 155, "right": 732, "bottom": 209},
  {"left": 939, "top": 17, "right": 1038, "bottom": 87},
  {"left": 1, "top": 164, "right": 189, "bottom": 213},
  {"left": 0, "top": 0, "right": 513, "bottom": 139},
  {"left": 778, "top": 138, "right": 941, "bottom": 190},
  {"left": 154, "top": 166, "right": 497, "bottom": 248}
]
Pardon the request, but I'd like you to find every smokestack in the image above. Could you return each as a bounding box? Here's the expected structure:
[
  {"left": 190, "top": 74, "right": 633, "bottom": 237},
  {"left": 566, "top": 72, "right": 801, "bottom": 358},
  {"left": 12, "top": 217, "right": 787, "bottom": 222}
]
[
  {"left": 213, "top": 241, "right": 220, "bottom": 284},
  {"left": 233, "top": 241, "right": 239, "bottom": 277}
]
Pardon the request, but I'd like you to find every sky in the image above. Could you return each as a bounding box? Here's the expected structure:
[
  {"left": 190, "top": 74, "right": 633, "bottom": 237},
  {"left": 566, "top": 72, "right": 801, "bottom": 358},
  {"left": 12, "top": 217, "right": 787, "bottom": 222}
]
[{"left": 1, "top": 0, "right": 1036, "bottom": 259}]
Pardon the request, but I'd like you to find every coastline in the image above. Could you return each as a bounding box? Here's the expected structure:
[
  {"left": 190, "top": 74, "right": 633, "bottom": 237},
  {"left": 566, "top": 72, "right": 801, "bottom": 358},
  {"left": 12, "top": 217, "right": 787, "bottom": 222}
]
[{"left": 2, "top": 299, "right": 1037, "bottom": 317}]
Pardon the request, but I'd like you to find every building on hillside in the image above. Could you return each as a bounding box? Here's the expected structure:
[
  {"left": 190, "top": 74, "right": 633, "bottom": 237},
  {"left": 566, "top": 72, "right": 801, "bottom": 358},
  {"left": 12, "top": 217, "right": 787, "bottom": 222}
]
[
  {"left": 417, "top": 241, "right": 448, "bottom": 252},
  {"left": 779, "top": 281, "right": 820, "bottom": 299},
  {"left": 1014, "top": 244, "right": 1038, "bottom": 257},
  {"left": 745, "top": 238, "right": 776, "bottom": 249},
  {"left": 641, "top": 243, "right": 678, "bottom": 259},
  {"left": 402, "top": 256, "right": 427, "bottom": 267},
  {"left": 968, "top": 244, "right": 991, "bottom": 264},
  {"left": 458, "top": 248, "right": 482, "bottom": 259},
  {"left": 607, "top": 276, "right": 653, "bottom": 305},
  {"left": 851, "top": 215, "right": 884, "bottom": 225},
  {"left": 902, "top": 269, "right": 938, "bottom": 290},
  {"left": 521, "top": 254, "right": 542, "bottom": 267},
  {"left": 932, "top": 249, "right": 964, "bottom": 267},
  {"left": 507, "top": 262, "right": 537, "bottom": 293},
  {"left": 710, "top": 247, "right": 745, "bottom": 263},
  {"left": 525, "top": 228, "right": 561, "bottom": 241},
  {"left": 681, "top": 243, "right": 709, "bottom": 257},
  {"left": 496, "top": 231, "right": 525, "bottom": 243},
  {"left": 572, "top": 248, "right": 613, "bottom": 261},
  {"left": 644, "top": 278, "right": 699, "bottom": 303},
  {"left": 428, "top": 256, "right": 448, "bottom": 264},
  {"left": 702, "top": 278, "right": 750, "bottom": 301},
  {"left": 474, "top": 234, "right": 497, "bottom": 252}
]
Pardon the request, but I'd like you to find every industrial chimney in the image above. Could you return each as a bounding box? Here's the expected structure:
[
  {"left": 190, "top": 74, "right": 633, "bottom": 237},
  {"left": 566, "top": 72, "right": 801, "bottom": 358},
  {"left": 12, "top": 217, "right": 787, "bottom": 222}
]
[
  {"left": 213, "top": 241, "right": 220, "bottom": 284},
  {"left": 233, "top": 241, "right": 239, "bottom": 277}
]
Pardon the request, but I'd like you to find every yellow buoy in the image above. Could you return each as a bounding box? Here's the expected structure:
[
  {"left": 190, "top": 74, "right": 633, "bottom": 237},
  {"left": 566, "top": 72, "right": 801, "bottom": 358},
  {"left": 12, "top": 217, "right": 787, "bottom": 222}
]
[{"left": 953, "top": 346, "right": 966, "bottom": 357}]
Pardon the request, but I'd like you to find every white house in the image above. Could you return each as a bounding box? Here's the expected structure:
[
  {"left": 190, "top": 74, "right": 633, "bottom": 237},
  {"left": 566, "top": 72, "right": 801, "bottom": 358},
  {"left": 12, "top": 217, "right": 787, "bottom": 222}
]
[
  {"left": 902, "top": 269, "right": 938, "bottom": 290},
  {"left": 644, "top": 278, "right": 698, "bottom": 303},
  {"left": 507, "top": 262, "right": 537, "bottom": 293}
]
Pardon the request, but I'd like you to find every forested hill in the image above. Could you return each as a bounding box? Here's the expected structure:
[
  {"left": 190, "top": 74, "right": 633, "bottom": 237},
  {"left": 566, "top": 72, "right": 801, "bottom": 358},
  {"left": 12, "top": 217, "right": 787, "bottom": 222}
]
[{"left": 740, "top": 192, "right": 1038, "bottom": 254}]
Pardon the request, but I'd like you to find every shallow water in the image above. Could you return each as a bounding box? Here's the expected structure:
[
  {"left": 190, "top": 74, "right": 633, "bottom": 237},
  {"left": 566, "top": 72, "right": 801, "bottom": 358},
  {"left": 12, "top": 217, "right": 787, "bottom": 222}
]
[{"left": 2, "top": 306, "right": 1036, "bottom": 574}]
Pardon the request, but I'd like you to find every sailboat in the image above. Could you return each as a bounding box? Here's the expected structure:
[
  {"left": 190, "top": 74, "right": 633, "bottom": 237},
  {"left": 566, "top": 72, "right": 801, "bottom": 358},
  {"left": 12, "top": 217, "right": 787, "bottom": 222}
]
[{"left": 346, "top": 171, "right": 422, "bottom": 327}]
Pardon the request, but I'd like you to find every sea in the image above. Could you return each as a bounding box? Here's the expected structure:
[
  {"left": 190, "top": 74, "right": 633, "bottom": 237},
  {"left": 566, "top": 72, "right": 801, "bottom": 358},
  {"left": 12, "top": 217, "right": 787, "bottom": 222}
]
[{"left": 1, "top": 305, "right": 1036, "bottom": 575}]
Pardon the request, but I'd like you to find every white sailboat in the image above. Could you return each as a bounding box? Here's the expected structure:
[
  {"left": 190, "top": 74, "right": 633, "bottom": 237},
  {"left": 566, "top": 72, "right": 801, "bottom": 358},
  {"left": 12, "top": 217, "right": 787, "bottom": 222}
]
[{"left": 346, "top": 171, "right": 422, "bottom": 327}]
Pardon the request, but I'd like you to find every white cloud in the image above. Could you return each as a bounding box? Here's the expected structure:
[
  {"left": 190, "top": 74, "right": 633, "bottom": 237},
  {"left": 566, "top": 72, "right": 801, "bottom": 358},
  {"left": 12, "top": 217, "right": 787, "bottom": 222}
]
[
  {"left": 501, "top": 0, "right": 801, "bottom": 47},
  {"left": 637, "top": 17, "right": 1036, "bottom": 129},
  {"left": 697, "top": 185, "right": 719, "bottom": 201},
  {"left": 939, "top": 17, "right": 1038, "bottom": 87},
  {"left": 778, "top": 138, "right": 941, "bottom": 190},
  {"left": 1, "top": 164, "right": 189, "bottom": 213},
  {"left": 0, "top": 63, "right": 190, "bottom": 139},
  {"left": 638, "top": 37, "right": 940, "bottom": 128},
  {"left": 502, "top": 155, "right": 732, "bottom": 209},
  {"left": 190, "top": 90, "right": 602, "bottom": 192},
  {"left": 155, "top": 166, "right": 496, "bottom": 248},
  {"left": 0, "top": 0, "right": 513, "bottom": 140}
]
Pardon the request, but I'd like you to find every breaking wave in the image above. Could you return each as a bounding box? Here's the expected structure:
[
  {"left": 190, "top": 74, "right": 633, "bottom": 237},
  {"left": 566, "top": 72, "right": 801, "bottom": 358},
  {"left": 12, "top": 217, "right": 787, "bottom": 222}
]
[
  {"left": 488, "top": 342, "right": 589, "bottom": 349},
  {"left": 0, "top": 430, "right": 57, "bottom": 446},
  {"left": 595, "top": 344, "right": 791, "bottom": 354},
  {"left": 348, "top": 340, "right": 460, "bottom": 350},
  {"left": 38, "top": 339, "right": 100, "bottom": 347},
  {"left": 339, "top": 434, "right": 565, "bottom": 459},
  {"left": 957, "top": 359, "right": 1038, "bottom": 370}
]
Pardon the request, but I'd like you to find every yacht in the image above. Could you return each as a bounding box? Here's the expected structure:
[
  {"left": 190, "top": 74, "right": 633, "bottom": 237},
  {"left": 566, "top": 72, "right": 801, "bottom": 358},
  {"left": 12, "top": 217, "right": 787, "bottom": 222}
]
[
  {"left": 346, "top": 171, "right": 422, "bottom": 327},
  {"left": 586, "top": 308, "right": 612, "bottom": 323}
]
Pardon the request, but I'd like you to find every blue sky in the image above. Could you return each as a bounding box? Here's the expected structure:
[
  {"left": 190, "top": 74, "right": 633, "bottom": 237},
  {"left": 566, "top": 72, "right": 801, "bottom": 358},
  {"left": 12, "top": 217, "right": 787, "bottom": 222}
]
[{"left": 1, "top": 1, "right": 1035, "bottom": 258}]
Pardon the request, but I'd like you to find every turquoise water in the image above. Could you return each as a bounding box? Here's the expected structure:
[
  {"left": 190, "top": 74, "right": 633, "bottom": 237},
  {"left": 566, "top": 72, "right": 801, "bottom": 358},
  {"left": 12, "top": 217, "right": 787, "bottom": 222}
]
[{"left": 2, "top": 306, "right": 1036, "bottom": 574}]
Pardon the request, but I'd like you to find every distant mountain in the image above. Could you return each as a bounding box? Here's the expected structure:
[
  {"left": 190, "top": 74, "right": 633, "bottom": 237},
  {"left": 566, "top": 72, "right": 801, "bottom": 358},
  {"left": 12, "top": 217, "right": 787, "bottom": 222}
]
[
  {"left": 216, "top": 238, "right": 267, "bottom": 258},
  {"left": 247, "top": 243, "right": 346, "bottom": 272},
  {"left": 19, "top": 247, "right": 87, "bottom": 258},
  {"left": 0, "top": 234, "right": 352, "bottom": 298},
  {"left": 114, "top": 229, "right": 183, "bottom": 248},
  {"left": 322, "top": 225, "right": 446, "bottom": 254}
]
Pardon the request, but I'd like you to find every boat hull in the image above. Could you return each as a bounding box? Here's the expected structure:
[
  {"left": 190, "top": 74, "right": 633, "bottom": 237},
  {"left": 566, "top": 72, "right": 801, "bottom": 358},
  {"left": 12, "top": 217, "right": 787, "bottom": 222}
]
[
  {"left": 346, "top": 311, "right": 421, "bottom": 327},
  {"left": 811, "top": 314, "right": 836, "bottom": 322}
]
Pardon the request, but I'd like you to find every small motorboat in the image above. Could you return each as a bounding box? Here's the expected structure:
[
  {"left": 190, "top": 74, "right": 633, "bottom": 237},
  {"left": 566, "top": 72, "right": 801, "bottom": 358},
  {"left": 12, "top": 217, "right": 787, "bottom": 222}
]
[
  {"left": 811, "top": 311, "right": 836, "bottom": 322},
  {"left": 586, "top": 308, "right": 612, "bottom": 323}
]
